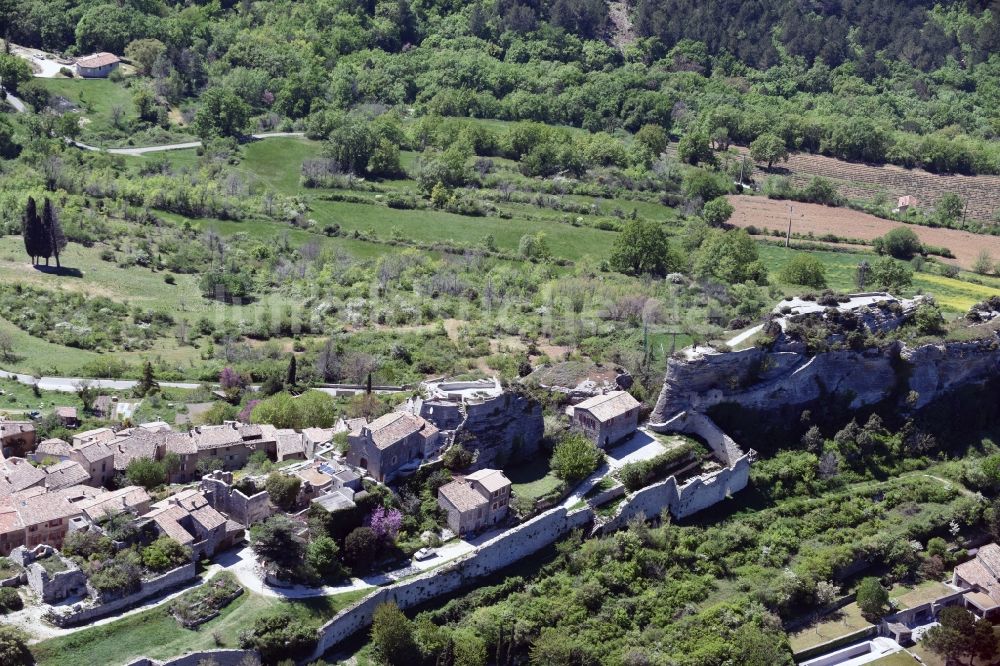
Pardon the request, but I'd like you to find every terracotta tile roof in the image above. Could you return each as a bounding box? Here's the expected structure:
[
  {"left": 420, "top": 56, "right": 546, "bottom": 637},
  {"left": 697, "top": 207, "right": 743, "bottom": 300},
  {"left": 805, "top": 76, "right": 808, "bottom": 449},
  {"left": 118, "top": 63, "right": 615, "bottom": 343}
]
[
  {"left": 113, "top": 432, "right": 161, "bottom": 470},
  {"left": 0, "top": 421, "right": 34, "bottom": 439},
  {"left": 55, "top": 406, "right": 77, "bottom": 420},
  {"left": 73, "top": 439, "right": 115, "bottom": 464},
  {"left": 77, "top": 486, "right": 151, "bottom": 520},
  {"left": 0, "top": 458, "right": 46, "bottom": 493},
  {"left": 955, "top": 558, "right": 1000, "bottom": 606},
  {"left": 438, "top": 479, "right": 487, "bottom": 514},
  {"left": 192, "top": 424, "right": 244, "bottom": 450},
  {"left": 44, "top": 461, "right": 90, "bottom": 490},
  {"left": 276, "top": 431, "right": 305, "bottom": 458},
  {"left": 11, "top": 485, "right": 98, "bottom": 526},
  {"left": 93, "top": 396, "right": 114, "bottom": 414},
  {"left": 365, "top": 412, "right": 432, "bottom": 450},
  {"left": 77, "top": 52, "right": 119, "bottom": 68},
  {"left": 164, "top": 432, "right": 197, "bottom": 456},
  {"left": 302, "top": 428, "right": 334, "bottom": 444},
  {"left": 37, "top": 438, "right": 72, "bottom": 458},
  {"left": 146, "top": 505, "right": 196, "bottom": 545},
  {"left": 465, "top": 469, "right": 510, "bottom": 494},
  {"left": 0, "top": 506, "right": 22, "bottom": 535},
  {"left": 73, "top": 428, "right": 115, "bottom": 447},
  {"left": 574, "top": 391, "right": 640, "bottom": 423},
  {"left": 239, "top": 424, "right": 264, "bottom": 440},
  {"left": 976, "top": 543, "right": 1000, "bottom": 579},
  {"left": 139, "top": 421, "right": 172, "bottom": 433}
]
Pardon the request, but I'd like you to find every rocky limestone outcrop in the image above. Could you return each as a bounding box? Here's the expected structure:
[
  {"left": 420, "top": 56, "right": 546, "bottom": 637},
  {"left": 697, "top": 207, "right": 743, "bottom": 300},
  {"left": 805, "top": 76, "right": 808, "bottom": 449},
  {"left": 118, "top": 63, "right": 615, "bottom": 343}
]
[
  {"left": 460, "top": 392, "right": 544, "bottom": 469},
  {"left": 650, "top": 332, "right": 1000, "bottom": 423}
]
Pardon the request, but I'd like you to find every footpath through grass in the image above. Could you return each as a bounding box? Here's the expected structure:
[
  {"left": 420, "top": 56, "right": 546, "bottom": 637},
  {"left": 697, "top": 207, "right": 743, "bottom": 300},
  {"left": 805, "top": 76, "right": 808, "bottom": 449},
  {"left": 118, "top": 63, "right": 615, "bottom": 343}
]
[{"left": 31, "top": 587, "right": 369, "bottom": 666}]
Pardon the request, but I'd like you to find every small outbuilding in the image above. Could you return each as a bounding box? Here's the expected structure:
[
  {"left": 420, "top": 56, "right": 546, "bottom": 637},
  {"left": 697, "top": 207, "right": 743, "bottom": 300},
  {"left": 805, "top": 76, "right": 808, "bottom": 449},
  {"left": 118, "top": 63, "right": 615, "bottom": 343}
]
[
  {"left": 570, "top": 391, "right": 641, "bottom": 448},
  {"left": 75, "top": 52, "right": 120, "bottom": 78}
]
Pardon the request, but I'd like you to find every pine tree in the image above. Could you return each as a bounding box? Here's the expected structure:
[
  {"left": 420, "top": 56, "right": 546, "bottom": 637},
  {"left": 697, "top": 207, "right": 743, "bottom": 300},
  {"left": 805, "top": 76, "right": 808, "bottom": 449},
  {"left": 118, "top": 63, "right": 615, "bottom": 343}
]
[
  {"left": 135, "top": 361, "right": 159, "bottom": 397},
  {"left": 21, "top": 197, "right": 45, "bottom": 265},
  {"left": 41, "top": 198, "right": 66, "bottom": 268},
  {"left": 286, "top": 354, "right": 297, "bottom": 387}
]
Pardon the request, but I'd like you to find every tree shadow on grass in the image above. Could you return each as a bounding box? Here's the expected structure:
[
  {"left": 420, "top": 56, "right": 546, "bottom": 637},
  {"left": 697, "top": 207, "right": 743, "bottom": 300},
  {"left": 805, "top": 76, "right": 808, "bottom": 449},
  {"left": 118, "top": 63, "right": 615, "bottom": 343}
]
[{"left": 33, "top": 265, "right": 83, "bottom": 278}]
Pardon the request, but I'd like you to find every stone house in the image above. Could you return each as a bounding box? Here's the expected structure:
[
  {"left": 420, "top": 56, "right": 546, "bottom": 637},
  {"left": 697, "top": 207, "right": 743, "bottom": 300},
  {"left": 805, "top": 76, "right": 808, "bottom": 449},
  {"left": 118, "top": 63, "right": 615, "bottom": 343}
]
[
  {"left": 143, "top": 490, "right": 242, "bottom": 559},
  {"left": 953, "top": 543, "right": 1000, "bottom": 620},
  {"left": 72, "top": 427, "right": 115, "bottom": 448},
  {"left": 274, "top": 429, "right": 307, "bottom": 462},
  {"left": 437, "top": 468, "right": 511, "bottom": 535},
  {"left": 571, "top": 391, "right": 641, "bottom": 448},
  {"left": 76, "top": 486, "right": 152, "bottom": 523},
  {"left": 191, "top": 423, "right": 260, "bottom": 470},
  {"left": 92, "top": 395, "right": 115, "bottom": 419},
  {"left": 32, "top": 438, "right": 72, "bottom": 463},
  {"left": 43, "top": 460, "right": 91, "bottom": 490},
  {"left": 54, "top": 406, "right": 79, "bottom": 428},
  {"left": 162, "top": 432, "right": 198, "bottom": 483},
  {"left": 75, "top": 52, "right": 120, "bottom": 78},
  {"left": 69, "top": 439, "right": 116, "bottom": 488},
  {"left": 0, "top": 457, "right": 47, "bottom": 494},
  {"left": 0, "top": 485, "right": 100, "bottom": 555},
  {"left": 0, "top": 421, "right": 36, "bottom": 458},
  {"left": 346, "top": 412, "right": 440, "bottom": 483}
]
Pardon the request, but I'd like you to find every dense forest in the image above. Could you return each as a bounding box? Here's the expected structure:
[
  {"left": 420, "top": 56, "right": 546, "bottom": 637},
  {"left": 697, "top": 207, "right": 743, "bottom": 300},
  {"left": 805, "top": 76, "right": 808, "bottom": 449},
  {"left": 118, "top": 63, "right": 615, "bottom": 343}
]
[{"left": 3, "top": 0, "right": 999, "bottom": 173}]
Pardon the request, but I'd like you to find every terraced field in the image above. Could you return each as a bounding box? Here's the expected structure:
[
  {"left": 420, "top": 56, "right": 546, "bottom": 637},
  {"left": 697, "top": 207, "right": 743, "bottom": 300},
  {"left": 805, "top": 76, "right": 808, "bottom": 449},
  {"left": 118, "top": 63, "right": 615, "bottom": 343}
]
[
  {"left": 666, "top": 144, "right": 1000, "bottom": 224},
  {"left": 728, "top": 195, "right": 1000, "bottom": 270}
]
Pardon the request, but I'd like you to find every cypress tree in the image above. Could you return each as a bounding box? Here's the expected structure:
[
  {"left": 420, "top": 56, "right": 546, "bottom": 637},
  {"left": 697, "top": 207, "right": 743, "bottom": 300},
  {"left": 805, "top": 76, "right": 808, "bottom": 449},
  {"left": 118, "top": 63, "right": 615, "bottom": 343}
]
[
  {"left": 42, "top": 198, "right": 66, "bottom": 268},
  {"left": 286, "top": 354, "right": 297, "bottom": 387},
  {"left": 21, "top": 197, "right": 44, "bottom": 265}
]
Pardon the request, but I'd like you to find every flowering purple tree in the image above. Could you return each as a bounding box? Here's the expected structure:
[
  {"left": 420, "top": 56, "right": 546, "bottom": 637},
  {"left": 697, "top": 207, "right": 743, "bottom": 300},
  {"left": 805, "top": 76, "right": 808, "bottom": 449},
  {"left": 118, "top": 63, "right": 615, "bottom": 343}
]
[
  {"left": 219, "top": 367, "right": 247, "bottom": 390},
  {"left": 367, "top": 506, "right": 403, "bottom": 541}
]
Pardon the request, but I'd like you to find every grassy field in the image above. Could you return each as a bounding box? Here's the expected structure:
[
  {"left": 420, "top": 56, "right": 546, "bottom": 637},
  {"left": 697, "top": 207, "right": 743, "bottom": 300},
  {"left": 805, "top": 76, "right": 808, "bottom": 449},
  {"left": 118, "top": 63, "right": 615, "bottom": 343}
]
[
  {"left": 787, "top": 601, "right": 873, "bottom": 653},
  {"left": 36, "top": 78, "right": 137, "bottom": 136},
  {"left": 507, "top": 456, "right": 563, "bottom": 502},
  {"left": 758, "top": 243, "right": 1000, "bottom": 312},
  {"left": 869, "top": 652, "right": 919, "bottom": 665},
  {"left": 30, "top": 587, "right": 369, "bottom": 666}
]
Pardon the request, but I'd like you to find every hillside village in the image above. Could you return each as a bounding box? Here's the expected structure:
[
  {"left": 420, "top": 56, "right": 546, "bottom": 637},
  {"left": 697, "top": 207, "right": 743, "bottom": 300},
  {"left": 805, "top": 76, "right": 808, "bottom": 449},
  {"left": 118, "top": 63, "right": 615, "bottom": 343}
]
[{"left": 0, "top": 290, "right": 995, "bottom": 665}]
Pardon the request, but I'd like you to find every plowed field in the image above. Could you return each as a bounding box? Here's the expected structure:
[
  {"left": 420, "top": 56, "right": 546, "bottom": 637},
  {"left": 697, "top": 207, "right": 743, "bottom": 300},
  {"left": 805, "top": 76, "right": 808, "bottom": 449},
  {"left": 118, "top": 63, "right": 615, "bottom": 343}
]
[{"left": 728, "top": 195, "right": 1000, "bottom": 270}]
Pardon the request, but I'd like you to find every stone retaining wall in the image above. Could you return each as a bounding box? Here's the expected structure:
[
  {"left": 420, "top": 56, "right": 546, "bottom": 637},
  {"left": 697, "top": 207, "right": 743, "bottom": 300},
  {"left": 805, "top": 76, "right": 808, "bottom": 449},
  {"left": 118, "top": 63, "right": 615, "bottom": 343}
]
[
  {"left": 48, "top": 562, "right": 197, "bottom": 627},
  {"left": 125, "top": 649, "right": 259, "bottom": 666}
]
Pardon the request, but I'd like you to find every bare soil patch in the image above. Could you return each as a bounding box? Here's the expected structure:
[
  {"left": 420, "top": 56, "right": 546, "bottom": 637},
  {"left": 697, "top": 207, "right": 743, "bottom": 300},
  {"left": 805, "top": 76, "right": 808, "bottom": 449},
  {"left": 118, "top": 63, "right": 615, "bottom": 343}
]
[{"left": 728, "top": 195, "right": 1000, "bottom": 270}]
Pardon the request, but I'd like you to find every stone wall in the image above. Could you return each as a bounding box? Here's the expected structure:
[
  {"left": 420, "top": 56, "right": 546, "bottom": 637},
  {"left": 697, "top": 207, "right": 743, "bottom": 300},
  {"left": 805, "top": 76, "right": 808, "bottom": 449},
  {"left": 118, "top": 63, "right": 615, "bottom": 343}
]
[
  {"left": 310, "top": 506, "right": 593, "bottom": 659},
  {"left": 48, "top": 562, "right": 197, "bottom": 627},
  {"left": 124, "top": 649, "right": 259, "bottom": 666},
  {"left": 652, "top": 410, "right": 744, "bottom": 466},
  {"left": 27, "top": 559, "right": 87, "bottom": 603},
  {"left": 201, "top": 471, "right": 272, "bottom": 527}
]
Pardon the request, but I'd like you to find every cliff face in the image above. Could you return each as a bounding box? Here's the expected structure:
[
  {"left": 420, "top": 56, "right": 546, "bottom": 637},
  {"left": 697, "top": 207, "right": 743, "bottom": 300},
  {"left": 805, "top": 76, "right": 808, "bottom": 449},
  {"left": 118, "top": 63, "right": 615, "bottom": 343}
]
[
  {"left": 461, "top": 392, "right": 545, "bottom": 469},
  {"left": 650, "top": 333, "right": 1000, "bottom": 423}
]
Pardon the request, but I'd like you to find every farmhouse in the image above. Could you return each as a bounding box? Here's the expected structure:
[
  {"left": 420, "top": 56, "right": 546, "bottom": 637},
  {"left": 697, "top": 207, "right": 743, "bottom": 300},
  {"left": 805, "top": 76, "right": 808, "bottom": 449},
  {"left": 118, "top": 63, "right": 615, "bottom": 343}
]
[
  {"left": 953, "top": 543, "right": 1000, "bottom": 620},
  {"left": 893, "top": 195, "right": 918, "bottom": 213},
  {"left": 75, "top": 52, "right": 120, "bottom": 78},
  {"left": 346, "top": 411, "right": 440, "bottom": 482},
  {"left": 437, "top": 468, "right": 511, "bottom": 535},
  {"left": 0, "top": 420, "right": 36, "bottom": 458},
  {"left": 571, "top": 391, "right": 641, "bottom": 447}
]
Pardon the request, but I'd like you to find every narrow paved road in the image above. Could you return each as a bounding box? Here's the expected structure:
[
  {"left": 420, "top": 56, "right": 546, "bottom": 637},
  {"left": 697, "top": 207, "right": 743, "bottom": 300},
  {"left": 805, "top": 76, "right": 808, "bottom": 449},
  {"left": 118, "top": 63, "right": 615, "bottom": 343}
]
[
  {"left": 2, "top": 89, "right": 26, "bottom": 113},
  {"left": 71, "top": 131, "right": 306, "bottom": 156},
  {"left": 0, "top": 369, "right": 205, "bottom": 392},
  {"left": 726, "top": 323, "right": 764, "bottom": 348}
]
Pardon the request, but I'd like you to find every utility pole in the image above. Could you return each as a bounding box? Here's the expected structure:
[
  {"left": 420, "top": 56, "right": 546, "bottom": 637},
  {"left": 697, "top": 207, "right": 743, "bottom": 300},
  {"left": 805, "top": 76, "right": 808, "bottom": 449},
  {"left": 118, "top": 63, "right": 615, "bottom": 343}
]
[
  {"left": 785, "top": 205, "right": 793, "bottom": 248},
  {"left": 961, "top": 201, "right": 968, "bottom": 229}
]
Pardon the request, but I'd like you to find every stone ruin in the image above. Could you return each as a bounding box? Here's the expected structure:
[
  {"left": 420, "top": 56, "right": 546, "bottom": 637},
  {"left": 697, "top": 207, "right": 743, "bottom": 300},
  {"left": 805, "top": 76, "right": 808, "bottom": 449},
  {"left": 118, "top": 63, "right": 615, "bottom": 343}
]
[{"left": 9, "top": 544, "right": 87, "bottom": 603}]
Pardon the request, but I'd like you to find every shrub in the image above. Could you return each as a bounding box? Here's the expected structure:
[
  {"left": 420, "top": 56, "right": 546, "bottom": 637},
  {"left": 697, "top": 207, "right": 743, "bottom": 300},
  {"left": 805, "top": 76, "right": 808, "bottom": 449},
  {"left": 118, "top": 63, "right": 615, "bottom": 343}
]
[
  {"left": 550, "top": 434, "right": 602, "bottom": 484},
  {"left": 914, "top": 302, "right": 945, "bottom": 335},
  {"left": 265, "top": 473, "right": 301, "bottom": 511},
  {"left": 238, "top": 612, "right": 315, "bottom": 663},
  {"left": 141, "top": 537, "right": 192, "bottom": 572},
  {"left": 618, "top": 444, "right": 697, "bottom": 491},
  {"left": 874, "top": 227, "right": 922, "bottom": 260},
  {"left": 0, "top": 587, "right": 23, "bottom": 614},
  {"left": 343, "top": 526, "right": 381, "bottom": 570},
  {"left": 779, "top": 254, "right": 827, "bottom": 288}
]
